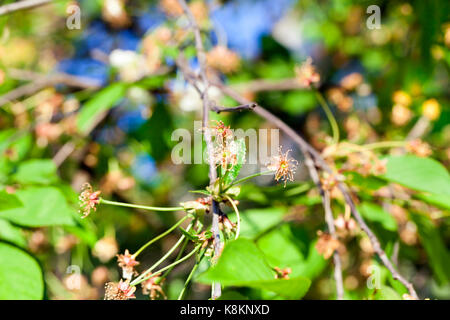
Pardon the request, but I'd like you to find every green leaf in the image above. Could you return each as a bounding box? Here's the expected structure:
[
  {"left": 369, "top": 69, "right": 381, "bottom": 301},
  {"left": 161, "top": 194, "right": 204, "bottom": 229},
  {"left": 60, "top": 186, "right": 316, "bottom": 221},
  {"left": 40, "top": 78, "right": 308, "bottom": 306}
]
[
  {"left": 0, "top": 219, "right": 26, "bottom": 248},
  {"left": 13, "top": 159, "right": 58, "bottom": 185},
  {"left": 0, "top": 242, "right": 43, "bottom": 299},
  {"left": 0, "top": 191, "right": 23, "bottom": 211},
  {"left": 345, "top": 171, "right": 387, "bottom": 190},
  {"left": 415, "top": 193, "right": 450, "bottom": 211},
  {"left": 237, "top": 207, "right": 286, "bottom": 239},
  {"left": 198, "top": 238, "right": 311, "bottom": 299},
  {"left": 410, "top": 212, "right": 450, "bottom": 285},
  {"left": 222, "top": 138, "right": 246, "bottom": 186},
  {"left": 358, "top": 202, "right": 398, "bottom": 232},
  {"left": 77, "top": 83, "right": 127, "bottom": 134},
  {"left": 382, "top": 155, "right": 450, "bottom": 196},
  {"left": 0, "top": 187, "right": 75, "bottom": 227},
  {"left": 257, "top": 225, "right": 327, "bottom": 280}
]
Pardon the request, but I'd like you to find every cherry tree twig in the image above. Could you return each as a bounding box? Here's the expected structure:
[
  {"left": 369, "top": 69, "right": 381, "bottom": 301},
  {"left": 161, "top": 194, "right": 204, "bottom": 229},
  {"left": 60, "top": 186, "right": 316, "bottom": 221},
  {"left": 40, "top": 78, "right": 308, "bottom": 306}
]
[
  {"left": 0, "top": 0, "right": 55, "bottom": 16},
  {"left": 303, "top": 151, "right": 344, "bottom": 300},
  {"left": 0, "top": 69, "right": 101, "bottom": 106},
  {"left": 177, "top": 0, "right": 222, "bottom": 299},
  {"left": 208, "top": 78, "right": 419, "bottom": 300}
]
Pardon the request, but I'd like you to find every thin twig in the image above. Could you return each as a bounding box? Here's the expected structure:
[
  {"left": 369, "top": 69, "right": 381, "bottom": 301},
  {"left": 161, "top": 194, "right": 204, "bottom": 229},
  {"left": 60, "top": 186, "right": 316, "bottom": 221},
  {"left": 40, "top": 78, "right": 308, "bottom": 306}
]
[
  {"left": 0, "top": 70, "right": 100, "bottom": 106},
  {"left": 230, "top": 77, "right": 305, "bottom": 92},
  {"left": 0, "top": 0, "right": 55, "bottom": 16},
  {"left": 304, "top": 152, "right": 344, "bottom": 300},
  {"left": 177, "top": 0, "right": 222, "bottom": 300},
  {"left": 210, "top": 102, "right": 257, "bottom": 114}
]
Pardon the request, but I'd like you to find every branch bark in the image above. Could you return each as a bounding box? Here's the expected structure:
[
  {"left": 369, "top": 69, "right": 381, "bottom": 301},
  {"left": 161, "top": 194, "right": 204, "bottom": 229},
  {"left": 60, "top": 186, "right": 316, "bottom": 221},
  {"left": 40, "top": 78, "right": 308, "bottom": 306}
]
[
  {"left": 0, "top": 70, "right": 101, "bottom": 106},
  {"left": 0, "top": 0, "right": 55, "bottom": 16},
  {"left": 304, "top": 152, "right": 344, "bottom": 300},
  {"left": 177, "top": 0, "right": 222, "bottom": 300}
]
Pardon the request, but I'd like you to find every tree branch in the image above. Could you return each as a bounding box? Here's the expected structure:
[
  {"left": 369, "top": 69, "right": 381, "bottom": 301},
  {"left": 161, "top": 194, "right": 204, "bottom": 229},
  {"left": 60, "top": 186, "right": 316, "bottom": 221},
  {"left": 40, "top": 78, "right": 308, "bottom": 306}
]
[
  {"left": 0, "top": 0, "right": 55, "bottom": 16},
  {"left": 210, "top": 102, "right": 257, "bottom": 114},
  {"left": 177, "top": 0, "right": 222, "bottom": 300},
  {"left": 304, "top": 151, "right": 344, "bottom": 300},
  {"left": 0, "top": 69, "right": 101, "bottom": 106}
]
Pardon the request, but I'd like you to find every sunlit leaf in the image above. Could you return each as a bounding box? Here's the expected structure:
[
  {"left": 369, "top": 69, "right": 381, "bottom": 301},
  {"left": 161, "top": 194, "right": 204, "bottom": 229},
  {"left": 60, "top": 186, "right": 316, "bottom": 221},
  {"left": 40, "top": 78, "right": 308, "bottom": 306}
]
[
  {"left": 13, "top": 159, "right": 58, "bottom": 185},
  {"left": 0, "top": 243, "right": 43, "bottom": 299},
  {"left": 198, "top": 238, "right": 311, "bottom": 299},
  {"left": 0, "top": 219, "right": 26, "bottom": 248},
  {"left": 382, "top": 155, "right": 450, "bottom": 196},
  {"left": 0, "top": 187, "right": 75, "bottom": 227},
  {"left": 77, "top": 83, "right": 127, "bottom": 134}
]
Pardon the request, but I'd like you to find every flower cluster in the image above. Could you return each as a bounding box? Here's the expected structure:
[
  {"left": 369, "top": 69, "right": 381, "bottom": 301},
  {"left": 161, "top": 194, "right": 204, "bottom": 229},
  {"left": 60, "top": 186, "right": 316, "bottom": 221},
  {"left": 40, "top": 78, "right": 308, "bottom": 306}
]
[
  {"left": 315, "top": 231, "right": 341, "bottom": 259},
  {"left": 219, "top": 215, "right": 237, "bottom": 238},
  {"left": 334, "top": 214, "right": 358, "bottom": 238},
  {"left": 104, "top": 279, "right": 136, "bottom": 300},
  {"left": 181, "top": 197, "right": 211, "bottom": 216},
  {"left": 295, "top": 57, "right": 320, "bottom": 88},
  {"left": 206, "top": 46, "right": 241, "bottom": 74},
  {"left": 209, "top": 121, "right": 240, "bottom": 171},
  {"left": 345, "top": 152, "right": 387, "bottom": 177},
  {"left": 142, "top": 273, "right": 166, "bottom": 300},
  {"left": 406, "top": 139, "right": 432, "bottom": 157},
  {"left": 266, "top": 147, "right": 298, "bottom": 187},
  {"left": 391, "top": 90, "right": 412, "bottom": 126}
]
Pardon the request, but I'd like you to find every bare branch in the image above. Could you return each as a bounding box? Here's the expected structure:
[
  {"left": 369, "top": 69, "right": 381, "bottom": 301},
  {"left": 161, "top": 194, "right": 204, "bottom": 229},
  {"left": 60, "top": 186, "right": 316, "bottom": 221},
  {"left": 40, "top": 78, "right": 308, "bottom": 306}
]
[
  {"left": 304, "top": 152, "right": 344, "bottom": 300},
  {"left": 0, "top": 70, "right": 101, "bottom": 106},
  {"left": 210, "top": 102, "right": 257, "bottom": 114},
  {"left": 0, "top": 0, "right": 55, "bottom": 16},
  {"left": 231, "top": 77, "right": 305, "bottom": 92},
  {"left": 177, "top": 0, "right": 222, "bottom": 299}
]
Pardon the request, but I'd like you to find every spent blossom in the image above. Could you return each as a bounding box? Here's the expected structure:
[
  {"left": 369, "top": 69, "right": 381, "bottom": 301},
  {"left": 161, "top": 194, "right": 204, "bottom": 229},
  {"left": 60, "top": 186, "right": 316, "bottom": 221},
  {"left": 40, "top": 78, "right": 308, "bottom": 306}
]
[
  {"left": 206, "top": 46, "right": 241, "bottom": 74},
  {"left": 117, "top": 249, "right": 139, "bottom": 280},
  {"left": 295, "top": 57, "right": 320, "bottom": 88},
  {"left": 78, "top": 183, "right": 101, "bottom": 218},
  {"left": 209, "top": 121, "right": 242, "bottom": 171},
  {"left": 266, "top": 147, "right": 298, "bottom": 187},
  {"left": 315, "top": 231, "right": 341, "bottom": 259},
  {"left": 104, "top": 279, "right": 136, "bottom": 300},
  {"left": 406, "top": 139, "right": 432, "bottom": 157},
  {"left": 273, "top": 266, "right": 292, "bottom": 279},
  {"left": 142, "top": 273, "right": 166, "bottom": 300}
]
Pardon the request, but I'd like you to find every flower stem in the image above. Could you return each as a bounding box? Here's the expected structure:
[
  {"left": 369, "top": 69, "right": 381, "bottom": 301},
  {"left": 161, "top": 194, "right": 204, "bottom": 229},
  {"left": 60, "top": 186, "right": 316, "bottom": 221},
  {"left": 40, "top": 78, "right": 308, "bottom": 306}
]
[
  {"left": 226, "top": 170, "right": 273, "bottom": 190},
  {"left": 361, "top": 141, "right": 406, "bottom": 150},
  {"left": 315, "top": 90, "right": 339, "bottom": 145},
  {"left": 331, "top": 141, "right": 407, "bottom": 157},
  {"left": 100, "top": 198, "right": 183, "bottom": 212},
  {"left": 155, "top": 237, "right": 189, "bottom": 285},
  {"left": 177, "top": 250, "right": 206, "bottom": 300},
  {"left": 133, "top": 216, "right": 189, "bottom": 258},
  {"left": 133, "top": 244, "right": 202, "bottom": 286},
  {"left": 131, "top": 222, "right": 194, "bottom": 285},
  {"left": 224, "top": 194, "right": 240, "bottom": 240}
]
